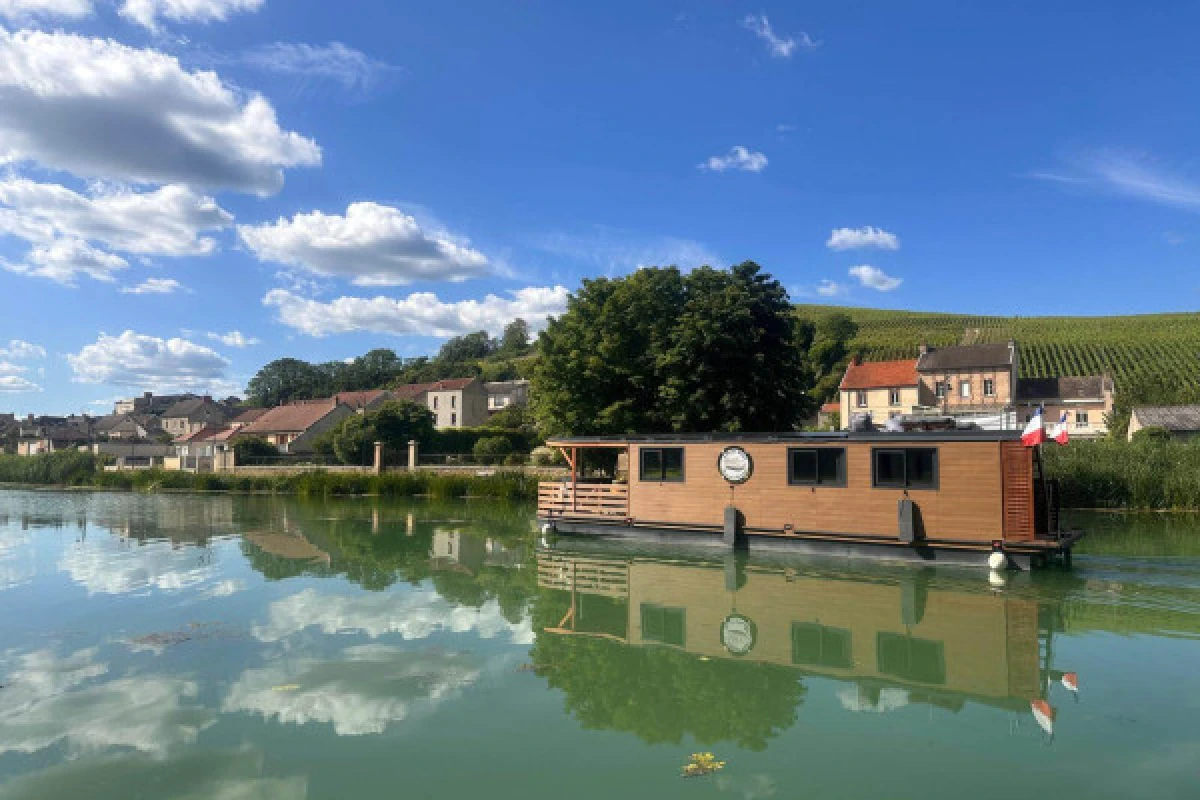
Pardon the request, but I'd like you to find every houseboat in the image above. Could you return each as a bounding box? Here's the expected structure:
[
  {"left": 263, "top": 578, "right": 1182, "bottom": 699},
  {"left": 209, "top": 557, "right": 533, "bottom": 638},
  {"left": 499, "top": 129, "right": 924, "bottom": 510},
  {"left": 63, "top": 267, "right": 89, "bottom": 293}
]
[{"left": 537, "top": 431, "right": 1082, "bottom": 569}]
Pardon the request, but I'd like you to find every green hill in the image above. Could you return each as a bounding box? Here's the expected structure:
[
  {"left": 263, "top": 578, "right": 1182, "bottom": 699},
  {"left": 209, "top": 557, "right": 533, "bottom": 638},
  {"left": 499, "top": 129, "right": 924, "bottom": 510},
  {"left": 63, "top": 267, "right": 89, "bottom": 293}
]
[{"left": 794, "top": 305, "right": 1200, "bottom": 386}]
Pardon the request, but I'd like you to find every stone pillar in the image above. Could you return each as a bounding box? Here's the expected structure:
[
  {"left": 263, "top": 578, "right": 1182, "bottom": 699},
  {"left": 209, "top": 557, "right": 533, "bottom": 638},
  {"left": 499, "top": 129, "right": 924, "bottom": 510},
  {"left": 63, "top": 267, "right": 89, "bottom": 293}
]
[
  {"left": 407, "top": 439, "right": 418, "bottom": 472},
  {"left": 373, "top": 441, "right": 383, "bottom": 474}
]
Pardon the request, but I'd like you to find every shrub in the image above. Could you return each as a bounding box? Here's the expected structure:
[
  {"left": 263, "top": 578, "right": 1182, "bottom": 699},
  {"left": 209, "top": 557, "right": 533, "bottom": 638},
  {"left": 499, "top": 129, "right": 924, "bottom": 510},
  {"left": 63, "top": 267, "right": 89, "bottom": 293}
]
[
  {"left": 473, "top": 436, "right": 513, "bottom": 463},
  {"left": 504, "top": 452, "right": 527, "bottom": 466},
  {"left": 1130, "top": 426, "right": 1172, "bottom": 444},
  {"left": 530, "top": 446, "right": 565, "bottom": 466},
  {"left": 233, "top": 436, "right": 279, "bottom": 463}
]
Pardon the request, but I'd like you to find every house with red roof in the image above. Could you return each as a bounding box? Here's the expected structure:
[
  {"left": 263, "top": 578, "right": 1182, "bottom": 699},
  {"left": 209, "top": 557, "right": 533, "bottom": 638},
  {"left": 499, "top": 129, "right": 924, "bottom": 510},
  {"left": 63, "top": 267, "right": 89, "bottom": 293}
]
[
  {"left": 236, "top": 399, "right": 354, "bottom": 453},
  {"left": 838, "top": 357, "right": 921, "bottom": 429}
]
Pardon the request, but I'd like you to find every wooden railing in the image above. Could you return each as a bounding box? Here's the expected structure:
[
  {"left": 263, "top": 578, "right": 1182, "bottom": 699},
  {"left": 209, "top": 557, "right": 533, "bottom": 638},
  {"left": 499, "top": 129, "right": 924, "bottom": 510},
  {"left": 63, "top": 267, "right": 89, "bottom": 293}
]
[{"left": 538, "top": 482, "right": 629, "bottom": 519}]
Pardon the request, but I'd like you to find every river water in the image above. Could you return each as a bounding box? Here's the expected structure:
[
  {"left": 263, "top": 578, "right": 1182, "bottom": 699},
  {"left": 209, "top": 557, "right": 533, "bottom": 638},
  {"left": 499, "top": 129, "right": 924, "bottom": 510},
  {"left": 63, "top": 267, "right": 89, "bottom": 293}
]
[{"left": 0, "top": 490, "right": 1197, "bottom": 799}]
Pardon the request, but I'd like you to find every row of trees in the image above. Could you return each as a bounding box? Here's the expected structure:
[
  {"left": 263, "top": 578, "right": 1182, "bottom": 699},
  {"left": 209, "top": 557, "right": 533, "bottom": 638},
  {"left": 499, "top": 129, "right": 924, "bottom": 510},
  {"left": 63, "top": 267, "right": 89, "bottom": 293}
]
[{"left": 245, "top": 319, "right": 534, "bottom": 407}]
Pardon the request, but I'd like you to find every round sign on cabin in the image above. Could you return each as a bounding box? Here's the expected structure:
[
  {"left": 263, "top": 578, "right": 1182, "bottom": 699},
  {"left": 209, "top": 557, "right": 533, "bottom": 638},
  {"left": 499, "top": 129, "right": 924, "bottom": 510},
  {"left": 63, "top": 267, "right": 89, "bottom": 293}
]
[
  {"left": 717, "top": 446, "right": 753, "bottom": 484},
  {"left": 721, "top": 613, "right": 757, "bottom": 656}
]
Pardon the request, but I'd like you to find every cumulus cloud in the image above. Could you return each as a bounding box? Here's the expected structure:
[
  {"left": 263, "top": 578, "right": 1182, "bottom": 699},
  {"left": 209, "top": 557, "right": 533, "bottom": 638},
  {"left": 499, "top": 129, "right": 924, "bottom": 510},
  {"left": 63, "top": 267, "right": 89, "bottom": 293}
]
[
  {"left": 119, "top": 0, "right": 263, "bottom": 32},
  {"left": 206, "top": 330, "right": 259, "bottom": 347},
  {"left": 57, "top": 530, "right": 219, "bottom": 594},
  {"left": 223, "top": 645, "right": 484, "bottom": 736},
  {"left": 0, "top": 178, "right": 232, "bottom": 256},
  {"left": 0, "top": 0, "right": 90, "bottom": 23},
  {"left": 0, "top": 339, "right": 44, "bottom": 359},
  {"left": 0, "top": 28, "right": 320, "bottom": 195},
  {"left": 816, "top": 279, "right": 845, "bottom": 297},
  {"left": 262, "top": 285, "right": 568, "bottom": 338},
  {"left": 239, "top": 202, "right": 491, "bottom": 285},
  {"left": 254, "top": 587, "right": 534, "bottom": 644},
  {"left": 3, "top": 238, "right": 128, "bottom": 285},
  {"left": 240, "top": 41, "right": 393, "bottom": 92},
  {"left": 741, "top": 13, "right": 818, "bottom": 58},
  {"left": 699, "top": 145, "right": 768, "bottom": 173},
  {"left": 121, "top": 277, "right": 184, "bottom": 295},
  {"left": 826, "top": 226, "right": 900, "bottom": 251},
  {"left": 0, "top": 373, "right": 40, "bottom": 392},
  {"left": 67, "top": 330, "right": 231, "bottom": 392},
  {"left": 849, "top": 264, "right": 902, "bottom": 291}
]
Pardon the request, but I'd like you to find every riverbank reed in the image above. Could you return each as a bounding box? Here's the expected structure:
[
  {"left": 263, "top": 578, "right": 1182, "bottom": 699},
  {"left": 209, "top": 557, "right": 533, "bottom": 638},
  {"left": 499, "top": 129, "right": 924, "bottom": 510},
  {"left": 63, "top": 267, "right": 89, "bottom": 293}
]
[{"left": 1044, "top": 438, "right": 1200, "bottom": 510}]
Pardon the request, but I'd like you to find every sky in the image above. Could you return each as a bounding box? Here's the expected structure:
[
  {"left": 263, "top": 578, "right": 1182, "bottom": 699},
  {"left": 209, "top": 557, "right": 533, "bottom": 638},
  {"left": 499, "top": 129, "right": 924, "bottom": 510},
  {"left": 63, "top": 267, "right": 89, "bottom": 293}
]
[{"left": 1, "top": 0, "right": 1198, "bottom": 414}]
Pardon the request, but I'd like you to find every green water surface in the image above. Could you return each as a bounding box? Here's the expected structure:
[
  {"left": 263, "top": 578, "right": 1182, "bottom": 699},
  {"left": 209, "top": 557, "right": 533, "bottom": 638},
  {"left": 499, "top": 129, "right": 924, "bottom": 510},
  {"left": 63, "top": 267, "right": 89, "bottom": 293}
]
[{"left": 0, "top": 491, "right": 1197, "bottom": 799}]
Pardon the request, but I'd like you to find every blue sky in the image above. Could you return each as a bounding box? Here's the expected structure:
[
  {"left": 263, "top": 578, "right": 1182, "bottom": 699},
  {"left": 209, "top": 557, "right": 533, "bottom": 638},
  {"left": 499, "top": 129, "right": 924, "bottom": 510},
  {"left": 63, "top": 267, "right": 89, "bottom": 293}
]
[{"left": 1, "top": 0, "right": 1198, "bottom": 414}]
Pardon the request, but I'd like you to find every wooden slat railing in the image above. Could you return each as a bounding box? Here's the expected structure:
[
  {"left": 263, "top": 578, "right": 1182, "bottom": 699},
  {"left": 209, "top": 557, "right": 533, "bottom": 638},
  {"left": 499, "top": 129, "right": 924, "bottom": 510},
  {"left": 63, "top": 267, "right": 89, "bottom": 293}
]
[{"left": 538, "top": 482, "right": 629, "bottom": 519}]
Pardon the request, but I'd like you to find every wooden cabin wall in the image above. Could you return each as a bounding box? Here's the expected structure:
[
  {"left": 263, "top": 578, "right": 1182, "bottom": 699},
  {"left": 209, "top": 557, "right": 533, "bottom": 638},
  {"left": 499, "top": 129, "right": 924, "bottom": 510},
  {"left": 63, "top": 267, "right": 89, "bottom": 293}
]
[
  {"left": 628, "top": 441, "right": 1007, "bottom": 543},
  {"left": 1000, "top": 442, "right": 1036, "bottom": 542},
  {"left": 624, "top": 561, "right": 1040, "bottom": 702}
]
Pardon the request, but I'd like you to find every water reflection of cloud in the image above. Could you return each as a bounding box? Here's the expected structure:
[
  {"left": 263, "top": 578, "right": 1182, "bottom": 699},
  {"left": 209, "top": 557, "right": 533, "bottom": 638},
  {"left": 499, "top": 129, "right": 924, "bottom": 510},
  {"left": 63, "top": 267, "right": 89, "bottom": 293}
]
[
  {"left": 254, "top": 587, "right": 534, "bottom": 645},
  {"left": 58, "top": 536, "right": 217, "bottom": 595},
  {"left": 0, "top": 528, "right": 33, "bottom": 591},
  {"left": 222, "top": 644, "right": 482, "bottom": 736},
  {"left": 0, "top": 647, "right": 214, "bottom": 757},
  {"left": 0, "top": 746, "right": 307, "bottom": 800}
]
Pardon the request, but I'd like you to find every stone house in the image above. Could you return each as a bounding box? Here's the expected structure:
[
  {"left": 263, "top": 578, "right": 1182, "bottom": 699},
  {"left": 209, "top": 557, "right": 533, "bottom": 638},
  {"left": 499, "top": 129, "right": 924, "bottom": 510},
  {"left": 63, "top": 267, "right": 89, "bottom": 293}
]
[
  {"left": 913, "top": 341, "right": 1019, "bottom": 429},
  {"left": 1127, "top": 405, "right": 1200, "bottom": 442},
  {"left": 160, "top": 397, "right": 231, "bottom": 438},
  {"left": 392, "top": 378, "right": 489, "bottom": 429}
]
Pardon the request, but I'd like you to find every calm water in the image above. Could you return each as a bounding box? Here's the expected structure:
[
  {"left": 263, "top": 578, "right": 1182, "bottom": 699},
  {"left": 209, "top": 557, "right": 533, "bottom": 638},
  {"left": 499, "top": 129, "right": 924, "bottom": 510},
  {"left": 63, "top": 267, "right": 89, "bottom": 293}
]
[{"left": 1, "top": 491, "right": 1198, "bottom": 799}]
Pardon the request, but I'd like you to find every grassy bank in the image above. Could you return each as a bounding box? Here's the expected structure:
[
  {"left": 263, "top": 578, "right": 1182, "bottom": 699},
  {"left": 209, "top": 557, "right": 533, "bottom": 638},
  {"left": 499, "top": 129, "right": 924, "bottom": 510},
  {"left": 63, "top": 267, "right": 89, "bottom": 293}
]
[
  {"left": 1044, "top": 438, "right": 1200, "bottom": 510},
  {"left": 0, "top": 452, "right": 539, "bottom": 501}
]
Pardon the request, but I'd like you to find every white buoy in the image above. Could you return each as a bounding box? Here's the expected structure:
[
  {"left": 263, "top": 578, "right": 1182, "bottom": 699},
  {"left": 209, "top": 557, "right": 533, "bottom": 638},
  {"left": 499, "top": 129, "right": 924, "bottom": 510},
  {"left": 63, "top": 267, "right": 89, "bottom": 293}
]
[
  {"left": 540, "top": 523, "right": 554, "bottom": 536},
  {"left": 987, "top": 550, "right": 1007, "bottom": 570},
  {"left": 988, "top": 570, "right": 1007, "bottom": 588}
]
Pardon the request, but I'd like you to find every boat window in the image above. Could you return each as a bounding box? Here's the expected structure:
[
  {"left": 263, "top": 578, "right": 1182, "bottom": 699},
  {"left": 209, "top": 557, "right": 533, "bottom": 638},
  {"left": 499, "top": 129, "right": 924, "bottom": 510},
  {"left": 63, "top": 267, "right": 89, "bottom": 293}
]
[
  {"left": 877, "top": 632, "right": 946, "bottom": 684},
  {"left": 788, "top": 447, "right": 845, "bottom": 486},
  {"left": 641, "top": 604, "right": 685, "bottom": 646},
  {"left": 792, "top": 622, "right": 852, "bottom": 668},
  {"left": 639, "top": 447, "right": 685, "bottom": 482},
  {"left": 872, "top": 448, "right": 938, "bottom": 489}
]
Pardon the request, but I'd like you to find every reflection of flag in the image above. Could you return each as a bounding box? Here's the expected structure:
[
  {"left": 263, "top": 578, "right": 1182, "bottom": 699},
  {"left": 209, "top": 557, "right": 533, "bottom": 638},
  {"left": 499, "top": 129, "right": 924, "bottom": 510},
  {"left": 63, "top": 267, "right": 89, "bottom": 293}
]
[
  {"left": 1022, "top": 405, "right": 1046, "bottom": 447},
  {"left": 1031, "top": 699, "right": 1056, "bottom": 736},
  {"left": 1050, "top": 411, "right": 1069, "bottom": 445},
  {"left": 1061, "top": 672, "right": 1079, "bottom": 693}
]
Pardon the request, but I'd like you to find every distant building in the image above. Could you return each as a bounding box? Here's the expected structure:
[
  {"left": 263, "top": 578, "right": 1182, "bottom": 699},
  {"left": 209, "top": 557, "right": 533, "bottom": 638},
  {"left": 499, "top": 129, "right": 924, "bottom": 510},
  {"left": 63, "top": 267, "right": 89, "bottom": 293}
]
[
  {"left": 16, "top": 415, "right": 93, "bottom": 455},
  {"left": 332, "top": 390, "right": 394, "bottom": 413},
  {"left": 94, "top": 413, "right": 160, "bottom": 441},
  {"left": 1016, "top": 376, "right": 1114, "bottom": 439},
  {"left": 114, "top": 392, "right": 197, "bottom": 416},
  {"left": 913, "top": 341, "right": 1019, "bottom": 429},
  {"left": 91, "top": 442, "right": 172, "bottom": 470},
  {"left": 485, "top": 380, "right": 530, "bottom": 415},
  {"left": 236, "top": 399, "right": 354, "bottom": 453},
  {"left": 160, "top": 397, "right": 231, "bottom": 438},
  {"left": 838, "top": 357, "right": 920, "bottom": 428},
  {"left": 816, "top": 401, "right": 840, "bottom": 430},
  {"left": 392, "top": 378, "right": 489, "bottom": 429},
  {"left": 228, "top": 408, "right": 269, "bottom": 430},
  {"left": 1127, "top": 405, "right": 1200, "bottom": 442}
]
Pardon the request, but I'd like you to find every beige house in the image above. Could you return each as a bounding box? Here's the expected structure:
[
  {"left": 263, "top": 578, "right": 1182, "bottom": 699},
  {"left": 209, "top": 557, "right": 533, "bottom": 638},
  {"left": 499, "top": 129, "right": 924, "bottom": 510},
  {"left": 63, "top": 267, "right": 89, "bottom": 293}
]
[
  {"left": 485, "top": 380, "right": 530, "bottom": 415},
  {"left": 160, "top": 397, "right": 231, "bottom": 438},
  {"left": 236, "top": 399, "right": 354, "bottom": 453},
  {"left": 1016, "top": 376, "right": 1114, "bottom": 439},
  {"left": 1127, "top": 405, "right": 1200, "bottom": 441},
  {"left": 838, "top": 357, "right": 921, "bottom": 428},
  {"left": 393, "top": 378, "right": 489, "bottom": 429},
  {"left": 913, "top": 341, "right": 1018, "bottom": 429}
]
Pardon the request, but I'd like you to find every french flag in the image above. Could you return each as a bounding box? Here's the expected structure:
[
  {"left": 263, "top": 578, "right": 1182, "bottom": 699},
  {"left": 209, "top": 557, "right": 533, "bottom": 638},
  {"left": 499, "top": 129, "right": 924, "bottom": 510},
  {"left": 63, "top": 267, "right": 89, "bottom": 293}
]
[
  {"left": 1021, "top": 405, "right": 1046, "bottom": 447},
  {"left": 1050, "top": 411, "right": 1069, "bottom": 445}
]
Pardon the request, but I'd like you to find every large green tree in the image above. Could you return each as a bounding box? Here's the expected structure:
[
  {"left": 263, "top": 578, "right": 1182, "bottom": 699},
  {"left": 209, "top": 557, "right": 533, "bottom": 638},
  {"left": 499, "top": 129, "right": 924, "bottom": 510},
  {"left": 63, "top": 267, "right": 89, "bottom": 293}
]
[
  {"left": 245, "top": 358, "right": 331, "bottom": 407},
  {"left": 322, "top": 401, "right": 436, "bottom": 465},
  {"left": 533, "top": 262, "right": 813, "bottom": 434},
  {"left": 803, "top": 311, "right": 860, "bottom": 403}
]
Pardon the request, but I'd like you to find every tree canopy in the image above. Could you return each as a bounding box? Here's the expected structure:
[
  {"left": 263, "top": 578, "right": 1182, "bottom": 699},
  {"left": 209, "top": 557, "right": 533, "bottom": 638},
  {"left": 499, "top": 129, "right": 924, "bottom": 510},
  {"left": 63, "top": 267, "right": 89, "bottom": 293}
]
[
  {"left": 532, "top": 262, "right": 814, "bottom": 434},
  {"left": 318, "top": 401, "right": 437, "bottom": 465}
]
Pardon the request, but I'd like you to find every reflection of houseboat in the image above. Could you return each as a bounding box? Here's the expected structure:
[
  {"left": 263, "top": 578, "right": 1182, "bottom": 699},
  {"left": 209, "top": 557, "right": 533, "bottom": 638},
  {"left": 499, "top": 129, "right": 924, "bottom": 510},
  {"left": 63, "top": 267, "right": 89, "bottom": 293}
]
[
  {"left": 536, "top": 547, "right": 1077, "bottom": 729},
  {"left": 538, "top": 432, "right": 1081, "bottom": 568}
]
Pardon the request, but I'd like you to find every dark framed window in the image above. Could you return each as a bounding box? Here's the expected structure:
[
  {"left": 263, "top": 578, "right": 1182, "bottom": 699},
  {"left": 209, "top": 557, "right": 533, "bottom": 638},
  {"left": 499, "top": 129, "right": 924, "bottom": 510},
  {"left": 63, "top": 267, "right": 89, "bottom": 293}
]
[
  {"left": 639, "top": 447, "right": 685, "bottom": 482},
  {"left": 855, "top": 391, "right": 868, "bottom": 407},
  {"left": 641, "top": 604, "right": 685, "bottom": 646},
  {"left": 983, "top": 378, "right": 995, "bottom": 397},
  {"left": 935, "top": 381, "right": 947, "bottom": 399},
  {"left": 888, "top": 388, "right": 901, "bottom": 406},
  {"left": 872, "top": 448, "right": 938, "bottom": 489},
  {"left": 792, "top": 622, "right": 852, "bottom": 669},
  {"left": 788, "top": 447, "right": 846, "bottom": 486},
  {"left": 877, "top": 633, "right": 945, "bottom": 684}
]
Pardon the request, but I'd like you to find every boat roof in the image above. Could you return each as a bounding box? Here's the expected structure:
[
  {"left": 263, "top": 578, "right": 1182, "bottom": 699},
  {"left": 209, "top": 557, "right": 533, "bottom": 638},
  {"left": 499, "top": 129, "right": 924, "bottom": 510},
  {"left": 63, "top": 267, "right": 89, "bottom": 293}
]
[{"left": 547, "top": 430, "right": 1023, "bottom": 446}]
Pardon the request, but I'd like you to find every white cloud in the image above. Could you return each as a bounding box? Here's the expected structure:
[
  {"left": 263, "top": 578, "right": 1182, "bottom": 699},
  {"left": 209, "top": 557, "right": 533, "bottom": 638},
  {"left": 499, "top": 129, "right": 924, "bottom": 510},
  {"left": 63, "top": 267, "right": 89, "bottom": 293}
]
[
  {"left": 58, "top": 531, "right": 218, "bottom": 595},
  {"left": 121, "top": 277, "right": 184, "bottom": 295},
  {"left": 262, "top": 285, "right": 568, "bottom": 338},
  {"left": 0, "top": 28, "right": 320, "bottom": 195},
  {"left": 849, "top": 264, "right": 902, "bottom": 291},
  {"left": 67, "top": 330, "right": 231, "bottom": 391},
  {"left": 529, "top": 228, "right": 719, "bottom": 273},
  {"left": 826, "top": 226, "right": 900, "bottom": 251},
  {"left": 119, "top": 0, "right": 263, "bottom": 32},
  {"left": 1034, "top": 150, "right": 1200, "bottom": 212},
  {"left": 207, "top": 330, "right": 259, "bottom": 347},
  {"left": 239, "top": 202, "right": 491, "bottom": 285},
  {"left": 816, "top": 279, "right": 845, "bottom": 297},
  {"left": 240, "top": 41, "right": 392, "bottom": 91},
  {"left": 741, "top": 13, "right": 818, "bottom": 58},
  {"left": 222, "top": 645, "right": 484, "bottom": 736},
  {"left": 0, "top": 374, "right": 40, "bottom": 392},
  {"left": 3, "top": 238, "right": 128, "bottom": 285},
  {"left": 699, "top": 145, "right": 768, "bottom": 173},
  {"left": 0, "top": 178, "right": 232, "bottom": 257},
  {"left": 0, "top": 0, "right": 90, "bottom": 23},
  {"left": 0, "top": 339, "right": 45, "bottom": 359}
]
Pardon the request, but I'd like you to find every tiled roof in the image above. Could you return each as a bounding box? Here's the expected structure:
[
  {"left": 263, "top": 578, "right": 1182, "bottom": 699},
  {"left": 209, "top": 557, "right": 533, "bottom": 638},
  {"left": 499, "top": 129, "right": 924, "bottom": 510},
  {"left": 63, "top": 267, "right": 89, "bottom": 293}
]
[
  {"left": 173, "top": 425, "right": 229, "bottom": 444},
  {"left": 1132, "top": 405, "right": 1200, "bottom": 432},
  {"left": 230, "top": 408, "right": 269, "bottom": 425},
  {"left": 391, "top": 378, "right": 478, "bottom": 399},
  {"left": 840, "top": 359, "right": 919, "bottom": 390},
  {"left": 1017, "top": 376, "right": 1111, "bottom": 402},
  {"left": 161, "top": 396, "right": 227, "bottom": 421},
  {"left": 240, "top": 399, "right": 342, "bottom": 435},
  {"left": 820, "top": 401, "right": 840, "bottom": 413},
  {"left": 917, "top": 342, "right": 1015, "bottom": 371},
  {"left": 333, "top": 390, "right": 389, "bottom": 410}
]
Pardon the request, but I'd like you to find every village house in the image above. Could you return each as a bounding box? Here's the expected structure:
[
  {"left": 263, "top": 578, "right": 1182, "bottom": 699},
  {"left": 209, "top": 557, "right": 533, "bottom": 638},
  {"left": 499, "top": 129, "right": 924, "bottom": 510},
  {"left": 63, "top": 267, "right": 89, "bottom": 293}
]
[
  {"left": 236, "top": 399, "right": 354, "bottom": 453},
  {"left": 160, "top": 397, "right": 232, "bottom": 438},
  {"left": 393, "top": 378, "right": 489, "bottom": 429},
  {"left": 227, "top": 408, "right": 269, "bottom": 430},
  {"left": 1016, "top": 376, "right": 1114, "bottom": 438},
  {"left": 16, "top": 415, "right": 93, "bottom": 455},
  {"left": 92, "top": 442, "right": 173, "bottom": 470},
  {"left": 171, "top": 426, "right": 231, "bottom": 470},
  {"left": 114, "top": 392, "right": 197, "bottom": 416},
  {"left": 94, "top": 413, "right": 160, "bottom": 441},
  {"left": 332, "top": 390, "right": 395, "bottom": 414},
  {"left": 485, "top": 380, "right": 530, "bottom": 415},
  {"left": 838, "top": 357, "right": 921, "bottom": 428},
  {"left": 1127, "top": 405, "right": 1200, "bottom": 442},
  {"left": 913, "top": 341, "right": 1019, "bottom": 429},
  {"left": 816, "top": 401, "right": 840, "bottom": 430}
]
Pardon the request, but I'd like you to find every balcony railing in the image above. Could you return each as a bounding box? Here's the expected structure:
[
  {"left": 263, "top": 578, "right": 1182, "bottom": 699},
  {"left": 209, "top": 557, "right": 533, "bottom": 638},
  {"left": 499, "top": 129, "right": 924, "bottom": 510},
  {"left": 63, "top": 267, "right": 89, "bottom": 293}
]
[{"left": 538, "top": 482, "right": 629, "bottom": 519}]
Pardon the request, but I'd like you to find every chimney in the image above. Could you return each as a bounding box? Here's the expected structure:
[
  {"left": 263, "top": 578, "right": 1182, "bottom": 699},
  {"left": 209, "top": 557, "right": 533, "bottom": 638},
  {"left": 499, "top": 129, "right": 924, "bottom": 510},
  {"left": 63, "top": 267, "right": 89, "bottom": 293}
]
[
  {"left": 918, "top": 343, "right": 929, "bottom": 356},
  {"left": 143, "top": 391, "right": 152, "bottom": 399},
  {"left": 851, "top": 354, "right": 862, "bottom": 366}
]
